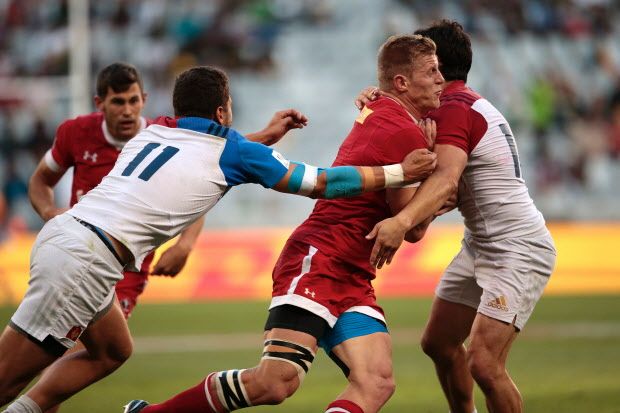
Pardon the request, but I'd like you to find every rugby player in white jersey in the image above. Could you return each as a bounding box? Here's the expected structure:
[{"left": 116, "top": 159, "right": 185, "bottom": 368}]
[
  {"left": 0, "top": 66, "right": 437, "bottom": 413},
  {"left": 360, "top": 21, "right": 556, "bottom": 413}
]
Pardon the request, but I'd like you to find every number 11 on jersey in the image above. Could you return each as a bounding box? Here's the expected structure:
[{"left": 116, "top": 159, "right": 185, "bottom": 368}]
[{"left": 122, "top": 143, "right": 180, "bottom": 181}]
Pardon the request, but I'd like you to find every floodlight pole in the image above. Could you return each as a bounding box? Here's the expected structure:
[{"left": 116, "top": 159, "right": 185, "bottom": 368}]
[{"left": 68, "top": 0, "right": 90, "bottom": 117}]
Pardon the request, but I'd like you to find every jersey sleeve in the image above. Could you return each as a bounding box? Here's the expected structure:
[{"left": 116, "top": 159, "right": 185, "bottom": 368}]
[
  {"left": 49, "top": 121, "right": 76, "bottom": 170},
  {"left": 429, "top": 103, "right": 470, "bottom": 153},
  {"left": 219, "top": 131, "right": 289, "bottom": 188}
]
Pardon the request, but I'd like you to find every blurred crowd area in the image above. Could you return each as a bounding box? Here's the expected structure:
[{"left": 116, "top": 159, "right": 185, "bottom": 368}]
[{"left": 1, "top": 0, "right": 619, "bottom": 233}]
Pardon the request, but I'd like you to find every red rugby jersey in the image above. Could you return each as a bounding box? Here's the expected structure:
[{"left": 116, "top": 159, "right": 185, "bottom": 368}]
[
  {"left": 289, "top": 96, "right": 429, "bottom": 277},
  {"left": 48, "top": 112, "right": 148, "bottom": 206},
  {"left": 47, "top": 112, "right": 153, "bottom": 275}
]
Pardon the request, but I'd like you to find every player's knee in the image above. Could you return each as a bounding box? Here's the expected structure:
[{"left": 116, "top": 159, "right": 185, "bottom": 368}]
[
  {"left": 466, "top": 347, "right": 501, "bottom": 390},
  {"left": 256, "top": 338, "right": 315, "bottom": 404},
  {"left": 112, "top": 338, "right": 133, "bottom": 364},
  {"left": 100, "top": 337, "right": 133, "bottom": 372},
  {"left": 349, "top": 363, "right": 396, "bottom": 404},
  {"left": 420, "top": 331, "right": 452, "bottom": 362},
  {"left": 420, "top": 331, "right": 440, "bottom": 359},
  {"left": 255, "top": 364, "right": 301, "bottom": 405}
]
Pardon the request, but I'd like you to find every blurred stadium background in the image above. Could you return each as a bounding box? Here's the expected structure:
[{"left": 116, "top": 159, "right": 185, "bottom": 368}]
[{"left": 0, "top": 0, "right": 619, "bottom": 412}]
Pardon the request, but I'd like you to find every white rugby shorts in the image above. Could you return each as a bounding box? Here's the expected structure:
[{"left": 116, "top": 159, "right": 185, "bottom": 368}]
[
  {"left": 10, "top": 214, "right": 124, "bottom": 349},
  {"left": 435, "top": 233, "right": 556, "bottom": 330}
]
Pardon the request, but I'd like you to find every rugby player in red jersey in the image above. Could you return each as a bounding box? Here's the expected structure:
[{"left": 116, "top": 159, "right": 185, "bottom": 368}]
[
  {"left": 128, "top": 34, "right": 443, "bottom": 413},
  {"left": 363, "top": 21, "right": 556, "bottom": 413}
]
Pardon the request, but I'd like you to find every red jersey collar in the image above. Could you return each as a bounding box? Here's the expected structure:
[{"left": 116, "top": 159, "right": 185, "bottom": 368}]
[
  {"left": 441, "top": 80, "right": 467, "bottom": 96},
  {"left": 376, "top": 95, "right": 419, "bottom": 123}
]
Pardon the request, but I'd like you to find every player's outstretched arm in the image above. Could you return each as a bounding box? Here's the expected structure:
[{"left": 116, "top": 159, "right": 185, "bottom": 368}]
[
  {"left": 246, "top": 109, "right": 308, "bottom": 146},
  {"left": 28, "top": 156, "right": 68, "bottom": 221},
  {"left": 271, "top": 148, "right": 437, "bottom": 199}
]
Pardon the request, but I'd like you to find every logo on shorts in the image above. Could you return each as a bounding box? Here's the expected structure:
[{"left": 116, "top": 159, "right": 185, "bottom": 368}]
[
  {"left": 304, "top": 288, "right": 316, "bottom": 298},
  {"left": 486, "top": 295, "right": 509, "bottom": 312},
  {"left": 65, "top": 326, "right": 83, "bottom": 341}
]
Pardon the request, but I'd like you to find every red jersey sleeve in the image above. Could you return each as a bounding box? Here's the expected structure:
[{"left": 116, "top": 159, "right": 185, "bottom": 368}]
[
  {"left": 430, "top": 103, "right": 471, "bottom": 154},
  {"left": 50, "top": 120, "right": 76, "bottom": 169}
]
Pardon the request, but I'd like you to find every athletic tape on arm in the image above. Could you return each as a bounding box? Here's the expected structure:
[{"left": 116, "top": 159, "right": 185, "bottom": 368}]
[{"left": 287, "top": 161, "right": 408, "bottom": 197}]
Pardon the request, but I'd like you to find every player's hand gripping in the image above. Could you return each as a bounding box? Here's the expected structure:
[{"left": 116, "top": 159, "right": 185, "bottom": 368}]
[
  {"left": 251, "top": 109, "right": 308, "bottom": 146},
  {"left": 365, "top": 215, "right": 409, "bottom": 269},
  {"left": 151, "top": 244, "right": 191, "bottom": 277},
  {"left": 400, "top": 148, "right": 437, "bottom": 184},
  {"left": 418, "top": 118, "right": 436, "bottom": 149},
  {"left": 354, "top": 86, "right": 382, "bottom": 110},
  {"left": 435, "top": 189, "right": 458, "bottom": 217}
]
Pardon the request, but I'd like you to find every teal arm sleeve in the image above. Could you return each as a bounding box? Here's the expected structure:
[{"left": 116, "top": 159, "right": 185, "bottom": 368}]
[{"left": 286, "top": 162, "right": 365, "bottom": 199}]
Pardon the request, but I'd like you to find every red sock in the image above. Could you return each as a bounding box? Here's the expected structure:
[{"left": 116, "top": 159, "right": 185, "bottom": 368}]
[
  {"left": 144, "top": 376, "right": 220, "bottom": 413},
  {"left": 325, "top": 399, "right": 364, "bottom": 413}
]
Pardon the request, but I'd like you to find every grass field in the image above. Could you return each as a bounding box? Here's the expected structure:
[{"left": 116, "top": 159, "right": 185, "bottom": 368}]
[{"left": 2, "top": 295, "right": 619, "bottom": 412}]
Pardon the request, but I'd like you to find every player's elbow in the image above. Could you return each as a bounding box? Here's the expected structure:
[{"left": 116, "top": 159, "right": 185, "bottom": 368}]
[
  {"left": 443, "top": 177, "right": 459, "bottom": 199},
  {"left": 404, "top": 227, "right": 426, "bottom": 243}
]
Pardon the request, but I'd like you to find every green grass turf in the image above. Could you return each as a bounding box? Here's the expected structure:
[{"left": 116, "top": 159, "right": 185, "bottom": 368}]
[{"left": 1, "top": 295, "right": 619, "bottom": 412}]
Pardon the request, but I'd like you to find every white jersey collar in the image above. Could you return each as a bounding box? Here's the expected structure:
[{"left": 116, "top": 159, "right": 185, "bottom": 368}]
[{"left": 101, "top": 117, "right": 147, "bottom": 150}]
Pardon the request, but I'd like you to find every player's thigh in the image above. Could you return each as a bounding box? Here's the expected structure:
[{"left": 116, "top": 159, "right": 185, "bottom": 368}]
[
  {"left": 423, "top": 297, "right": 477, "bottom": 349},
  {"left": 468, "top": 313, "right": 518, "bottom": 366},
  {"left": 261, "top": 304, "right": 324, "bottom": 383},
  {"left": 435, "top": 237, "right": 481, "bottom": 312},
  {"left": 323, "top": 312, "right": 391, "bottom": 380},
  {"left": 79, "top": 298, "right": 132, "bottom": 362},
  {"left": 474, "top": 236, "right": 555, "bottom": 330},
  {"left": 331, "top": 331, "right": 393, "bottom": 382}
]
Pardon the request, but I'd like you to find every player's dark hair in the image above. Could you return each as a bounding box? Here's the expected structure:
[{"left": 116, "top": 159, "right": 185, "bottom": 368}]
[
  {"left": 173, "top": 66, "right": 230, "bottom": 119},
  {"left": 378, "top": 34, "right": 437, "bottom": 91},
  {"left": 415, "top": 20, "right": 472, "bottom": 82},
  {"left": 96, "top": 62, "right": 144, "bottom": 98}
]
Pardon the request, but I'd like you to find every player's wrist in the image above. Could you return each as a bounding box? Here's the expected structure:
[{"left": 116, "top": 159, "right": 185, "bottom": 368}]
[
  {"left": 394, "top": 211, "right": 415, "bottom": 231},
  {"left": 382, "top": 164, "right": 404, "bottom": 188},
  {"left": 172, "top": 241, "right": 193, "bottom": 255}
]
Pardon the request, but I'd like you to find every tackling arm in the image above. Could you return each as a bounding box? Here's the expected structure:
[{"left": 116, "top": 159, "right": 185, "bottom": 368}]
[
  {"left": 28, "top": 155, "right": 68, "bottom": 222},
  {"left": 367, "top": 144, "right": 468, "bottom": 268},
  {"left": 386, "top": 187, "right": 433, "bottom": 243},
  {"left": 271, "top": 148, "right": 437, "bottom": 199}
]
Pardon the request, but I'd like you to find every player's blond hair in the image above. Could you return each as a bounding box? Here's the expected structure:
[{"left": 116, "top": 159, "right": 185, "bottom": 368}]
[{"left": 377, "top": 34, "right": 437, "bottom": 91}]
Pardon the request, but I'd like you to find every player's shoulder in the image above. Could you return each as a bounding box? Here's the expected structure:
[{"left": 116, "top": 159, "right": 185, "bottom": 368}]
[
  {"left": 438, "top": 82, "right": 483, "bottom": 109},
  {"left": 367, "top": 97, "right": 411, "bottom": 119},
  {"left": 149, "top": 116, "right": 177, "bottom": 127},
  {"left": 362, "top": 97, "right": 418, "bottom": 132},
  {"left": 56, "top": 112, "right": 103, "bottom": 139},
  {"left": 65, "top": 111, "right": 103, "bottom": 128}
]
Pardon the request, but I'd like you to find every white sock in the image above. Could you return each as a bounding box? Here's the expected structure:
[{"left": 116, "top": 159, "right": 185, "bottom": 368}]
[{"left": 3, "top": 395, "right": 42, "bottom": 413}]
